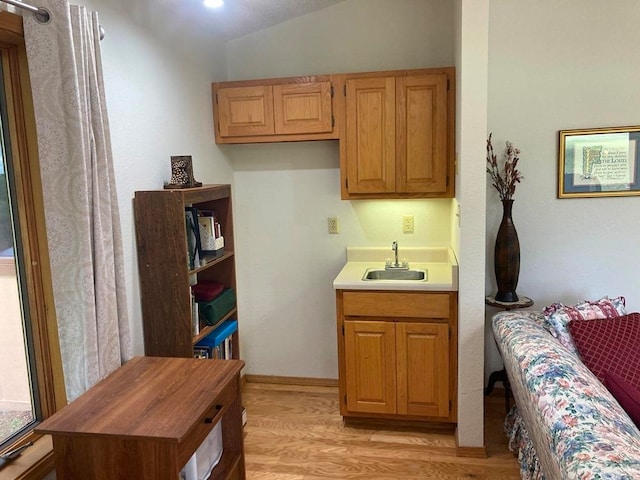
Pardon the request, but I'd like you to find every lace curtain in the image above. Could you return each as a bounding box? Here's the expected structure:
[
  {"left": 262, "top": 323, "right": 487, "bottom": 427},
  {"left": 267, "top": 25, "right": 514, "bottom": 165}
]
[{"left": 23, "top": 0, "right": 131, "bottom": 401}]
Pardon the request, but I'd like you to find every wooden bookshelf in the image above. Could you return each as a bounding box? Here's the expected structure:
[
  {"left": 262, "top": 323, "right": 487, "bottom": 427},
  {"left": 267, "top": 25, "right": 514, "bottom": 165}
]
[{"left": 134, "top": 184, "right": 239, "bottom": 358}]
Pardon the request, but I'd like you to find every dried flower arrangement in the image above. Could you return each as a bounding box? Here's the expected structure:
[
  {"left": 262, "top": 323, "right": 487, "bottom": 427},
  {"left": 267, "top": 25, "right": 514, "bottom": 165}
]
[{"left": 486, "top": 133, "right": 523, "bottom": 201}]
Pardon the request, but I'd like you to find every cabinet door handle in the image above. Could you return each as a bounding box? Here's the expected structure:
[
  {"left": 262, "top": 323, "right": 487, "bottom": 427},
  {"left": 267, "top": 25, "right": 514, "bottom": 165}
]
[{"left": 204, "top": 404, "right": 224, "bottom": 424}]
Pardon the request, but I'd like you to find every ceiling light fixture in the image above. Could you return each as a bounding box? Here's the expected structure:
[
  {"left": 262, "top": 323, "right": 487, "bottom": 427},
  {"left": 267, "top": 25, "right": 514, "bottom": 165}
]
[{"left": 204, "top": 0, "right": 224, "bottom": 8}]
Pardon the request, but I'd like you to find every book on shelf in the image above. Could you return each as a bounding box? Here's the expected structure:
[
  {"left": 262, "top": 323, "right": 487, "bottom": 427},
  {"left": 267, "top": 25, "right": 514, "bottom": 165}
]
[
  {"left": 190, "top": 288, "right": 199, "bottom": 336},
  {"left": 185, "top": 207, "right": 204, "bottom": 269},
  {"left": 212, "top": 344, "right": 224, "bottom": 359},
  {"left": 193, "top": 319, "right": 237, "bottom": 359},
  {"left": 224, "top": 336, "right": 232, "bottom": 360},
  {"left": 193, "top": 346, "right": 209, "bottom": 359},
  {"left": 185, "top": 215, "right": 194, "bottom": 270}
]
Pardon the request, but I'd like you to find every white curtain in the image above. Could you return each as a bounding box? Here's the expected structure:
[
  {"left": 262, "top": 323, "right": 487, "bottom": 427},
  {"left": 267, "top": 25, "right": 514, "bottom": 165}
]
[{"left": 23, "top": 0, "right": 131, "bottom": 401}]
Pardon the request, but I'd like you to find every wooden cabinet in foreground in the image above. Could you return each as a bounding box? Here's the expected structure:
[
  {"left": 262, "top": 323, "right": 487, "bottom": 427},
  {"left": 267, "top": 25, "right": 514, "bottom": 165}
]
[
  {"left": 37, "top": 357, "right": 245, "bottom": 480},
  {"left": 336, "top": 290, "right": 457, "bottom": 423},
  {"left": 212, "top": 76, "right": 339, "bottom": 143},
  {"left": 340, "top": 68, "right": 455, "bottom": 199},
  {"left": 134, "top": 184, "right": 239, "bottom": 358}
]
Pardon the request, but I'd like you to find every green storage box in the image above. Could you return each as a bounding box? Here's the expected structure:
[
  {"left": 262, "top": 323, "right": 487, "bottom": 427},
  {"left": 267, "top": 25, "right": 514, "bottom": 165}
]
[{"left": 198, "top": 288, "right": 236, "bottom": 326}]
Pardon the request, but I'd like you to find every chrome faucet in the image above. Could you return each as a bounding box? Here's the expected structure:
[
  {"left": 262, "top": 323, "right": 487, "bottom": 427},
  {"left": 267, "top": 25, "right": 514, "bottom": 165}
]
[
  {"left": 387, "top": 241, "right": 409, "bottom": 270},
  {"left": 392, "top": 241, "right": 399, "bottom": 267}
]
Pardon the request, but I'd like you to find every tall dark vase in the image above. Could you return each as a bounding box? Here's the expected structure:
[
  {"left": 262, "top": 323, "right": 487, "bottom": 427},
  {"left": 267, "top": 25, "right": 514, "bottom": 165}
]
[{"left": 494, "top": 199, "right": 520, "bottom": 302}]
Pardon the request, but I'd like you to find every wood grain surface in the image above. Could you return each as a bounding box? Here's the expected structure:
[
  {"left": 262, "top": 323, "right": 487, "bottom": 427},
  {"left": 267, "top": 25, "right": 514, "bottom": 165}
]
[{"left": 242, "top": 382, "right": 519, "bottom": 479}]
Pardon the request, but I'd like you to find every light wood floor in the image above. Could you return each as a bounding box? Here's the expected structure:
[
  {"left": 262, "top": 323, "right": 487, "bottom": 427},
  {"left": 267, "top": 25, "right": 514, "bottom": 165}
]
[{"left": 242, "top": 382, "right": 520, "bottom": 479}]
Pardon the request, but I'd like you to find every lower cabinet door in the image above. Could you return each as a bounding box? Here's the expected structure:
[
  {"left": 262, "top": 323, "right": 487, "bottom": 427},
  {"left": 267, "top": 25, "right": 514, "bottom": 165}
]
[
  {"left": 344, "top": 320, "right": 396, "bottom": 414},
  {"left": 396, "top": 322, "right": 450, "bottom": 418}
]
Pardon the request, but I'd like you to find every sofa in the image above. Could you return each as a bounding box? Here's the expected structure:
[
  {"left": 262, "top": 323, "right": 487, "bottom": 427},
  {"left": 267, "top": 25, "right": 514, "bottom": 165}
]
[{"left": 492, "top": 301, "right": 640, "bottom": 479}]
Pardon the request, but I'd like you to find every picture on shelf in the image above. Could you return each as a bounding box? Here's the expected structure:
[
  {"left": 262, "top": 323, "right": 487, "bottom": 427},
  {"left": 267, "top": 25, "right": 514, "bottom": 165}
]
[
  {"left": 197, "top": 209, "right": 224, "bottom": 256},
  {"left": 198, "top": 210, "right": 217, "bottom": 253}
]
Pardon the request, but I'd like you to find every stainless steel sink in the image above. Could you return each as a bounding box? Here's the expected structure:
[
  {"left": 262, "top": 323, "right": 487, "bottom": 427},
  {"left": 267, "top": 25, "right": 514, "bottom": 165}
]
[{"left": 363, "top": 268, "right": 427, "bottom": 281}]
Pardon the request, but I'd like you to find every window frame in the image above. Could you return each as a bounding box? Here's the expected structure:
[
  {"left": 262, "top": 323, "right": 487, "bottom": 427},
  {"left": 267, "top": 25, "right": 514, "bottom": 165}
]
[{"left": 0, "top": 11, "right": 66, "bottom": 480}]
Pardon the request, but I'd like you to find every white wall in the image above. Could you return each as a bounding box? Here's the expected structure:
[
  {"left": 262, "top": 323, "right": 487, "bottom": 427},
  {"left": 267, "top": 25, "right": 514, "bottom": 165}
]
[
  {"left": 80, "top": 0, "right": 233, "bottom": 356},
  {"left": 224, "top": 0, "right": 456, "bottom": 380},
  {"left": 225, "top": 0, "right": 453, "bottom": 79},
  {"left": 485, "top": 0, "right": 640, "bottom": 376}
]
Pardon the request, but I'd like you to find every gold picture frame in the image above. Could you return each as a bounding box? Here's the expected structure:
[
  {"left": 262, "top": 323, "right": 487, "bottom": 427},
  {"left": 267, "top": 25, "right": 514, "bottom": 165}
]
[{"left": 558, "top": 125, "right": 640, "bottom": 198}]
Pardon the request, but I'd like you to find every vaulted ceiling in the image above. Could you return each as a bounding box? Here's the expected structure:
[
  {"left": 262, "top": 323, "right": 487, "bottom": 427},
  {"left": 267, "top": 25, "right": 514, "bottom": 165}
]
[{"left": 107, "top": 0, "right": 347, "bottom": 42}]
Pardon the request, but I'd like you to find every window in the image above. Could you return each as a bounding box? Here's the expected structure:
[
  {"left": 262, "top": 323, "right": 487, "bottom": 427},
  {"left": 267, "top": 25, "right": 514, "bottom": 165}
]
[
  {"left": 0, "top": 112, "right": 38, "bottom": 446},
  {"left": 0, "top": 11, "right": 66, "bottom": 477}
]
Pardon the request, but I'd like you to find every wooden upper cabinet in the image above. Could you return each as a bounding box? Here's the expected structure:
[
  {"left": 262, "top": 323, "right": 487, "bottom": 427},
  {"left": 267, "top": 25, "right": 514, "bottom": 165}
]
[
  {"left": 396, "top": 74, "right": 448, "bottom": 194},
  {"left": 340, "top": 67, "right": 455, "bottom": 199},
  {"left": 211, "top": 67, "right": 455, "bottom": 199},
  {"left": 216, "top": 85, "right": 275, "bottom": 137},
  {"left": 273, "top": 81, "right": 333, "bottom": 134},
  {"left": 213, "top": 76, "right": 338, "bottom": 143},
  {"left": 345, "top": 76, "right": 396, "bottom": 194}
]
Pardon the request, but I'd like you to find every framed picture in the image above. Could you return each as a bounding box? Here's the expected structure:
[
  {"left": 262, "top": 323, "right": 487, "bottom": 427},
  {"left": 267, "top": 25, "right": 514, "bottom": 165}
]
[{"left": 558, "top": 126, "right": 640, "bottom": 198}]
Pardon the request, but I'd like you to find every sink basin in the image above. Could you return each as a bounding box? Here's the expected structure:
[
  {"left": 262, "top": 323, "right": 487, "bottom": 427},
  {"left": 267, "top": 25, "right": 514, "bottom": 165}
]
[{"left": 363, "top": 268, "right": 427, "bottom": 281}]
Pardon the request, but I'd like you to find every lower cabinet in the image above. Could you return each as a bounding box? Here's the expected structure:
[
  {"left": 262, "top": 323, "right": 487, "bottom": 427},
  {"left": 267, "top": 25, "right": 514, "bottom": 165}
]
[{"left": 337, "top": 290, "right": 457, "bottom": 423}]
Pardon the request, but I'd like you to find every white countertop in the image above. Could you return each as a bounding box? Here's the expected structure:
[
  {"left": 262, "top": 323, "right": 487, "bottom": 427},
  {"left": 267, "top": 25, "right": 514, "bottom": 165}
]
[{"left": 333, "top": 246, "right": 459, "bottom": 291}]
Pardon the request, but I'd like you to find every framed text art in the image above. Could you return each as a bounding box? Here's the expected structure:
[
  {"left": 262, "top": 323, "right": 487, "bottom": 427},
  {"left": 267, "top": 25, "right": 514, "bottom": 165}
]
[{"left": 558, "top": 126, "right": 640, "bottom": 198}]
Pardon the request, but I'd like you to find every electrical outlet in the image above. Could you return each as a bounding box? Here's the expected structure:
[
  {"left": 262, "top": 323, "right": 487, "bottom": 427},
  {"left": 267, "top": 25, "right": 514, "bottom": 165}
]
[
  {"left": 328, "top": 216, "right": 339, "bottom": 234},
  {"left": 402, "top": 215, "right": 414, "bottom": 234}
]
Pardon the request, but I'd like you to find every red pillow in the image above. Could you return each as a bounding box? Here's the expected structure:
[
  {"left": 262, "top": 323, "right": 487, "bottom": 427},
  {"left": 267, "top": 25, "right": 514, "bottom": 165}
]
[
  {"left": 603, "top": 370, "right": 640, "bottom": 427},
  {"left": 568, "top": 312, "right": 640, "bottom": 386}
]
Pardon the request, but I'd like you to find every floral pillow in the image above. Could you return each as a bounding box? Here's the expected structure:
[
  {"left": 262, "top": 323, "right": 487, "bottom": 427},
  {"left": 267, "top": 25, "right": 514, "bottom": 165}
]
[{"left": 541, "top": 296, "right": 626, "bottom": 353}]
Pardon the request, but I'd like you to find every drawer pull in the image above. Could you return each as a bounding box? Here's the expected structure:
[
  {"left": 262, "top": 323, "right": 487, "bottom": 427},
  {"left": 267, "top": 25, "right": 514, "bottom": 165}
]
[{"left": 204, "top": 404, "right": 223, "bottom": 424}]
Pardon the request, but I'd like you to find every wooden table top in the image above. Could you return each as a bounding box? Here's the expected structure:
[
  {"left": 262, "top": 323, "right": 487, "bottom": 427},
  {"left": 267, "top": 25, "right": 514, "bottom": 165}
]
[{"left": 36, "top": 356, "right": 244, "bottom": 440}]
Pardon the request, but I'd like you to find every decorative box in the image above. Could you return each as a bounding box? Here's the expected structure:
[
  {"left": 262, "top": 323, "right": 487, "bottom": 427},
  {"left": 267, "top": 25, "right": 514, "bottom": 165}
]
[
  {"left": 198, "top": 288, "right": 235, "bottom": 326},
  {"left": 192, "top": 281, "right": 224, "bottom": 302}
]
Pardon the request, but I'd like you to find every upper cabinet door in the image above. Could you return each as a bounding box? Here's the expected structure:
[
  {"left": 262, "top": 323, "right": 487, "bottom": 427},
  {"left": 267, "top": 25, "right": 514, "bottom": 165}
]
[
  {"left": 216, "top": 85, "right": 275, "bottom": 137},
  {"left": 396, "top": 74, "right": 448, "bottom": 194},
  {"left": 345, "top": 76, "right": 396, "bottom": 194},
  {"left": 273, "top": 81, "right": 333, "bottom": 135}
]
